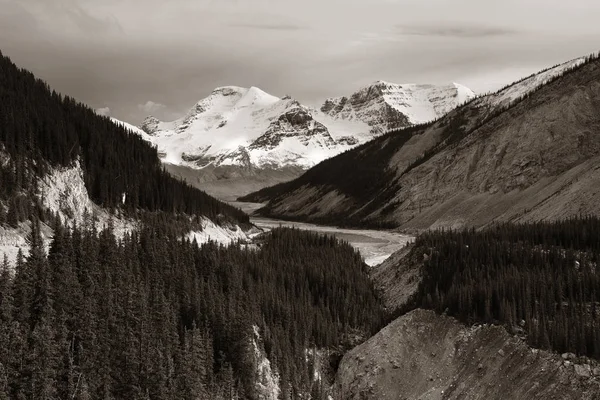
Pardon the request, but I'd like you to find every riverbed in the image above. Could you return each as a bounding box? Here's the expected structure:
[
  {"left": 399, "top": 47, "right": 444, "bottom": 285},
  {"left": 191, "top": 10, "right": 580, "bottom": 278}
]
[{"left": 232, "top": 202, "right": 414, "bottom": 266}]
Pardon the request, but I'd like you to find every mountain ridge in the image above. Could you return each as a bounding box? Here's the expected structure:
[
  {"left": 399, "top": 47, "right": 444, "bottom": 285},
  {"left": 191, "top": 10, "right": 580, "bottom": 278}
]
[
  {"left": 242, "top": 53, "right": 600, "bottom": 230},
  {"left": 127, "top": 81, "right": 474, "bottom": 172},
  {"left": 0, "top": 51, "right": 251, "bottom": 262},
  {"left": 321, "top": 81, "right": 474, "bottom": 135}
]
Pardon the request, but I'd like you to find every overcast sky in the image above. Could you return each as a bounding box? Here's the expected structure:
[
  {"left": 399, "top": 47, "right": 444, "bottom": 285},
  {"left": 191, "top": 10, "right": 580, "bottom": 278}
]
[{"left": 1, "top": 0, "right": 599, "bottom": 124}]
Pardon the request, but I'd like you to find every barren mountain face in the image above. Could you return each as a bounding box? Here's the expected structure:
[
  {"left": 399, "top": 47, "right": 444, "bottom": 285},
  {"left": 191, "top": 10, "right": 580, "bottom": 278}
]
[{"left": 248, "top": 57, "right": 600, "bottom": 230}]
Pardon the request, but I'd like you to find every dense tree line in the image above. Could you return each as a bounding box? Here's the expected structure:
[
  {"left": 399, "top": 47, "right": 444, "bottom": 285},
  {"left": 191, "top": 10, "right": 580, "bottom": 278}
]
[
  {"left": 410, "top": 216, "right": 600, "bottom": 359},
  {"left": 0, "top": 51, "right": 247, "bottom": 225},
  {"left": 0, "top": 222, "right": 386, "bottom": 399}
]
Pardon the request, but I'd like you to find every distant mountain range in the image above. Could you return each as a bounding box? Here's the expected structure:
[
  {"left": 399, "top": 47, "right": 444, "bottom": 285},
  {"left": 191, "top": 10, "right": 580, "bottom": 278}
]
[
  {"left": 242, "top": 54, "right": 600, "bottom": 230},
  {"left": 117, "top": 82, "right": 474, "bottom": 171}
]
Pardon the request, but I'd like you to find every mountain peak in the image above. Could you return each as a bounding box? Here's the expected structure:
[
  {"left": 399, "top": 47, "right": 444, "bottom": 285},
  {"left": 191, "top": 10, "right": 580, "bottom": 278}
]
[
  {"left": 452, "top": 82, "right": 477, "bottom": 104},
  {"left": 140, "top": 115, "right": 161, "bottom": 135},
  {"left": 211, "top": 86, "right": 247, "bottom": 96},
  {"left": 372, "top": 79, "right": 397, "bottom": 87},
  {"left": 236, "top": 86, "right": 279, "bottom": 108},
  {"left": 130, "top": 81, "right": 472, "bottom": 171},
  {"left": 321, "top": 81, "right": 476, "bottom": 131}
]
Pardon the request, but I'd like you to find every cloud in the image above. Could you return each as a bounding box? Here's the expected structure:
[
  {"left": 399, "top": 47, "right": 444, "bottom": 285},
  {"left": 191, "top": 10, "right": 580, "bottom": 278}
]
[
  {"left": 0, "top": 1, "right": 41, "bottom": 38},
  {"left": 11, "top": 0, "right": 122, "bottom": 37},
  {"left": 138, "top": 101, "right": 167, "bottom": 115},
  {"left": 3, "top": 0, "right": 599, "bottom": 126},
  {"left": 228, "top": 22, "right": 306, "bottom": 31},
  {"left": 95, "top": 107, "right": 111, "bottom": 116},
  {"left": 62, "top": 5, "right": 123, "bottom": 35},
  {"left": 396, "top": 23, "right": 518, "bottom": 38}
]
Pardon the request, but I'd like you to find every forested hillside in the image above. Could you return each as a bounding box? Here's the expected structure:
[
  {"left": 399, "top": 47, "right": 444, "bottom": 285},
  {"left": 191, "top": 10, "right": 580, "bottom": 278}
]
[
  {"left": 408, "top": 216, "right": 600, "bottom": 360},
  {"left": 0, "top": 51, "right": 247, "bottom": 225},
  {"left": 0, "top": 222, "right": 386, "bottom": 399}
]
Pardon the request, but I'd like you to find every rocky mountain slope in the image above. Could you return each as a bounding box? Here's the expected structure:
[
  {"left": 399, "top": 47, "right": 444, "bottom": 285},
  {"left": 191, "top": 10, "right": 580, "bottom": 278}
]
[
  {"left": 134, "top": 83, "right": 473, "bottom": 171},
  {"left": 243, "top": 54, "right": 600, "bottom": 229},
  {"left": 332, "top": 309, "right": 600, "bottom": 399},
  {"left": 320, "top": 81, "right": 474, "bottom": 135}
]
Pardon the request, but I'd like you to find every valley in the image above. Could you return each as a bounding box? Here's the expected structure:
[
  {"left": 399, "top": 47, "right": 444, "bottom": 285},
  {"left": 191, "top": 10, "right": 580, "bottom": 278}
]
[
  {"left": 113, "top": 81, "right": 474, "bottom": 198},
  {"left": 1, "top": 15, "right": 600, "bottom": 397},
  {"left": 234, "top": 201, "right": 413, "bottom": 266}
]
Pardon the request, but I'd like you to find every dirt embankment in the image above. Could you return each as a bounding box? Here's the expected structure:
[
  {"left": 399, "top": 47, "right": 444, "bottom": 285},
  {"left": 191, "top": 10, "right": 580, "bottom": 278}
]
[
  {"left": 369, "top": 244, "right": 420, "bottom": 312},
  {"left": 332, "top": 309, "right": 600, "bottom": 400}
]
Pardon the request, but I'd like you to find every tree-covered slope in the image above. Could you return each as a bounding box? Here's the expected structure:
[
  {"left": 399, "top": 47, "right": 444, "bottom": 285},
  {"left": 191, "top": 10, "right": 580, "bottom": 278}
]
[
  {"left": 0, "top": 222, "right": 386, "bottom": 399},
  {"left": 239, "top": 124, "right": 421, "bottom": 228},
  {"left": 332, "top": 217, "right": 600, "bottom": 399},
  {"left": 399, "top": 216, "right": 600, "bottom": 360},
  {"left": 0, "top": 51, "right": 247, "bottom": 225}
]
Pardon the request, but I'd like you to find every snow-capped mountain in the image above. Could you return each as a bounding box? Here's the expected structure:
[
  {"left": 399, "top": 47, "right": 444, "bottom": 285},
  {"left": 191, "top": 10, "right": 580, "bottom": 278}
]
[
  {"left": 131, "top": 82, "right": 474, "bottom": 170},
  {"left": 136, "top": 86, "right": 352, "bottom": 169},
  {"left": 320, "top": 81, "right": 475, "bottom": 135}
]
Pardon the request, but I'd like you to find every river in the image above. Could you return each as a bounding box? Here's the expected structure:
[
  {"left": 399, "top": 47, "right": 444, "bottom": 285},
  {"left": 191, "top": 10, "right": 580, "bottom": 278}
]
[{"left": 232, "top": 202, "right": 414, "bottom": 266}]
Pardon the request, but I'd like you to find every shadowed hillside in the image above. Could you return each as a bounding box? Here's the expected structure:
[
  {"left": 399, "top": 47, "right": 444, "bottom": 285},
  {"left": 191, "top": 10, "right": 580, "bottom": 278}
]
[{"left": 243, "top": 53, "right": 600, "bottom": 230}]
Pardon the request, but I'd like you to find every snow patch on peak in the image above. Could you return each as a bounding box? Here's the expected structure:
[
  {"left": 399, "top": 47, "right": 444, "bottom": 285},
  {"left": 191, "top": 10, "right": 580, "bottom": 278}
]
[
  {"left": 476, "top": 56, "right": 587, "bottom": 110},
  {"left": 211, "top": 85, "right": 246, "bottom": 96},
  {"left": 235, "top": 86, "right": 280, "bottom": 109},
  {"left": 368, "top": 80, "right": 398, "bottom": 89},
  {"left": 453, "top": 83, "right": 476, "bottom": 104}
]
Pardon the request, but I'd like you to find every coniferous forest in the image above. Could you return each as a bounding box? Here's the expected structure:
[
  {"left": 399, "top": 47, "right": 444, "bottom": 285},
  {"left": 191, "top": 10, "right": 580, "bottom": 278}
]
[
  {"left": 409, "top": 216, "right": 600, "bottom": 360},
  {"left": 0, "top": 51, "right": 247, "bottom": 226},
  {"left": 0, "top": 50, "right": 387, "bottom": 399},
  {"left": 0, "top": 222, "right": 386, "bottom": 399}
]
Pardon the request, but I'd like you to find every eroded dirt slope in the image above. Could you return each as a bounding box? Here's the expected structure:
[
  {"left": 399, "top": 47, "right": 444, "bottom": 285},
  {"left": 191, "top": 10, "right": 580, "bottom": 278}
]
[
  {"left": 369, "top": 244, "right": 420, "bottom": 312},
  {"left": 332, "top": 309, "right": 600, "bottom": 400}
]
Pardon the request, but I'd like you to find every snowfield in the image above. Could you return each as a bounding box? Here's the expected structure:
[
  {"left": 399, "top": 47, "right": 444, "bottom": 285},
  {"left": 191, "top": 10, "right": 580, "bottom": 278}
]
[
  {"left": 135, "top": 86, "right": 347, "bottom": 169},
  {"left": 114, "top": 81, "right": 474, "bottom": 171},
  {"left": 474, "top": 56, "right": 587, "bottom": 110}
]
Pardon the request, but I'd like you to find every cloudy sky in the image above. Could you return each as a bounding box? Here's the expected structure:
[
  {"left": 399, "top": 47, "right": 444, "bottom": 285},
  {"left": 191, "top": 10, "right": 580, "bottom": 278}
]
[{"left": 1, "top": 0, "right": 599, "bottom": 124}]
